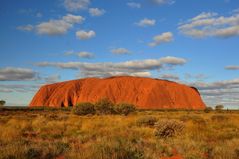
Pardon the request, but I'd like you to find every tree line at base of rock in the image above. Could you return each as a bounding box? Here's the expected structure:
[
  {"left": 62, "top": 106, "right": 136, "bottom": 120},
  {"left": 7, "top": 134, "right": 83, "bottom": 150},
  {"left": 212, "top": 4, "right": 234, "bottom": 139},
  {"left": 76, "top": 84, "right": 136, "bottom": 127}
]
[{"left": 72, "top": 98, "right": 136, "bottom": 116}]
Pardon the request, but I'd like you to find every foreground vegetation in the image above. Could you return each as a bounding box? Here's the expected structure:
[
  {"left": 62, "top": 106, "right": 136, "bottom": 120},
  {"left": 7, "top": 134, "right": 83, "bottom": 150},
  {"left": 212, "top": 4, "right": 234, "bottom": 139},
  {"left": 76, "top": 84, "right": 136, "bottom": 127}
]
[{"left": 0, "top": 107, "right": 239, "bottom": 159}]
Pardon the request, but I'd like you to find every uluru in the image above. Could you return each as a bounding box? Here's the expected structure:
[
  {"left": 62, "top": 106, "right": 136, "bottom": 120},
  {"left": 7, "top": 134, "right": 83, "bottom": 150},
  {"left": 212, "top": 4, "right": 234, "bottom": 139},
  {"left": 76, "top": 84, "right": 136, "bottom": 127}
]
[{"left": 29, "top": 76, "right": 205, "bottom": 110}]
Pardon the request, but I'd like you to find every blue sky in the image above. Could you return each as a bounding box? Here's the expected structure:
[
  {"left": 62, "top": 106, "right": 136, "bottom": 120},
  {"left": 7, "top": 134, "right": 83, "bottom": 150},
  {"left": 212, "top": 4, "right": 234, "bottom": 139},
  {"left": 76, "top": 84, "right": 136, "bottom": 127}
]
[{"left": 0, "top": 0, "right": 239, "bottom": 108}]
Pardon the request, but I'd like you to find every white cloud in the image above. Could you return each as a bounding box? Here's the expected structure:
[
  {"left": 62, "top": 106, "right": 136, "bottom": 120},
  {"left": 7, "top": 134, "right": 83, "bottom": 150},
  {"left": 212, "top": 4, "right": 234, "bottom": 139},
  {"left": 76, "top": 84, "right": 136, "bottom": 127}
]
[
  {"left": 136, "top": 18, "right": 156, "bottom": 27},
  {"left": 64, "top": 0, "right": 90, "bottom": 12},
  {"left": 17, "top": 25, "right": 34, "bottom": 32},
  {"left": 35, "top": 56, "right": 187, "bottom": 78},
  {"left": 148, "top": 32, "right": 173, "bottom": 47},
  {"left": 111, "top": 48, "right": 131, "bottom": 55},
  {"left": 127, "top": 2, "right": 141, "bottom": 9},
  {"left": 36, "top": 20, "right": 72, "bottom": 35},
  {"left": 225, "top": 65, "right": 239, "bottom": 70},
  {"left": 178, "top": 11, "right": 239, "bottom": 38},
  {"left": 36, "top": 14, "right": 84, "bottom": 35},
  {"left": 62, "top": 14, "right": 85, "bottom": 23},
  {"left": 76, "top": 30, "right": 96, "bottom": 40},
  {"left": 0, "top": 67, "right": 37, "bottom": 81},
  {"left": 89, "top": 8, "right": 105, "bottom": 16},
  {"left": 77, "top": 51, "right": 94, "bottom": 58}
]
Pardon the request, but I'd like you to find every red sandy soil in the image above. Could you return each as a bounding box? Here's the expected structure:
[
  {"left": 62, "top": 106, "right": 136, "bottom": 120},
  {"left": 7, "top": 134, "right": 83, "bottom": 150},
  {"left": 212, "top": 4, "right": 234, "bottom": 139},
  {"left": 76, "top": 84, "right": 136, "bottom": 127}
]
[
  {"left": 29, "top": 76, "right": 205, "bottom": 109},
  {"left": 161, "top": 155, "right": 183, "bottom": 159}
]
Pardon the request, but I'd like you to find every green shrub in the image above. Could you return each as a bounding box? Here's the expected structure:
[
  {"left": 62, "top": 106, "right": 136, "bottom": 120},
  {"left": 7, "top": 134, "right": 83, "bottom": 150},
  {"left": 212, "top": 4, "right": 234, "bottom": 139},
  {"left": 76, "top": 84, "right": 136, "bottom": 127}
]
[
  {"left": 114, "top": 103, "right": 136, "bottom": 115},
  {"left": 95, "top": 98, "right": 115, "bottom": 115},
  {"left": 73, "top": 102, "right": 95, "bottom": 115},
  {"left": 136, "top": 116, "right": 157, "bottom": 127},
  {"left": 154, "top": 120, "right": 184, "bottom": 138}
]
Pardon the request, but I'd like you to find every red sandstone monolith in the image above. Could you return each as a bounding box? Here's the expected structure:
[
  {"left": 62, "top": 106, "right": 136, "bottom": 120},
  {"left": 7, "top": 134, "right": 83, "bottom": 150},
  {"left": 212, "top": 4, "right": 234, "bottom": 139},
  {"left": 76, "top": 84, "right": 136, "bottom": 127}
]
[{"left": 29, "top": 76, "right": 205, "bottom": 109}]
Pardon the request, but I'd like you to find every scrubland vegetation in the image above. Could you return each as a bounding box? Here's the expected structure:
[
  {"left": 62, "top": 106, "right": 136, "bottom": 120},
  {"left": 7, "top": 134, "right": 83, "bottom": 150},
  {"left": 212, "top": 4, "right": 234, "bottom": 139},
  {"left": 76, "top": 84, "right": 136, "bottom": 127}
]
[{"left": 0, "top": 105, "right": 239, "bottom": 159}]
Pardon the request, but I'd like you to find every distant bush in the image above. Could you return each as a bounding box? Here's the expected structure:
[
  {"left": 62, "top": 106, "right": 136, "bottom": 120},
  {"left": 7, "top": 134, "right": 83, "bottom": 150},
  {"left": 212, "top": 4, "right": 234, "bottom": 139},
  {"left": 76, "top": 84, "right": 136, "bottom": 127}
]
[
  {"left": 136, "top": 116, "right": 157, "bottom": 127},
  {"left": 94, "top": 98, "right": 115, "bottom": 115},
  {"left": 215, "top": 105, "right": 224, "bottom": 112},
  {"left": 73, "top": 102, "right": 95, "bottom": 115},
  {"left": 154, "top": 120, "right": 184, "bottom": 138},
  {"left": 0, "top": 100, "right": 6, "bottom": 106},
  {"left": 204, "top": 107, "right": 213, "bottom": 113},
  {"left": 114, "top": 103, "right": 136, "bottom": 115}
]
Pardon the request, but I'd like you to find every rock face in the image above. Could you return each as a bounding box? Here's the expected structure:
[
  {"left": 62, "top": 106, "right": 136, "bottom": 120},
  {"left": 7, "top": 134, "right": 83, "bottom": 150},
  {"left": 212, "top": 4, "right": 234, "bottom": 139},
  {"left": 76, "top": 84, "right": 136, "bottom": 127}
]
[{"left": 29, "top": 76, "right": 206, "bottom": 110}]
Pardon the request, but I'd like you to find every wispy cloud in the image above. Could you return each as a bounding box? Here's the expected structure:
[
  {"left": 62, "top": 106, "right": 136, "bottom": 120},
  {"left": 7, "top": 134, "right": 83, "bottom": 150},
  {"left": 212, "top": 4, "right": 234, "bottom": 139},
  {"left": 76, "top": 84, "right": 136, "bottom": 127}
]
[
  {"left": 225, "top": 65, "right": 239, "bottom": 70},
  {"left": 178, "top": 11, "right": 239, "bottom": 38},
  {"left": 17, "top": 25, "right": 34, "bottom": 32},
  {"left": 151, "top": 0, "right": 175, "bottom": 5},
  {"left": 0, "top": 84, "right": 40, "bottom": 93},
  {"left": 64, "top": 50, "right": 95, "bottom": 58},
  {"left": 148, "top": 32, "right": 173, "bottom": 47},
  {"left": 111, "top": 48, "right": 131, "bottom": 55},
  {"left": 64, "top": 0, "right": 91, "bottom": 12},
  {"left": 127, "top": 2, "right": 141, "bottom": 9},
  {"left": 136, "top": 18, "right": 156, "bottom": 27},
  {"left": 159, "top": 74, "right": 180, "bottom": 80},
  {"left": 189, "top": 78, "right": 239, "bottom": 107},
  {"left": 0, "top": 67, "right": 37, "bottom": 81},
  {"left": 77, "top": 51, "right": 94, "bottom": 58},
  {"left": 44, "top": 74, "right": 61, "bottom": 84}
]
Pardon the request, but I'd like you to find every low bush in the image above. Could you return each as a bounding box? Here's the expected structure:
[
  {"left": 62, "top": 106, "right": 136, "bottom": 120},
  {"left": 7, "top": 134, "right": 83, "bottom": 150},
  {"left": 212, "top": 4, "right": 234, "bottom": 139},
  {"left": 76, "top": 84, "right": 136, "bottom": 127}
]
[
  {"left": 154, "top": 120, "right": 184, "bottom": 138},
  {"left": 25, "top": 148, "right": 42, "bottom": 159},
  {"left": 211, "top": 115, "right": 229, "bottom": 122},
  {"left": 94, "top": 98, "right": 115, "bottom": 115},
  {"left": 204, "top": 107, "right": 213, "bottom": 113},
  {"left": 73, "top": 102, "right": 95, "bottom": 115},
  {"left": 114, "top": 103, "right": 136, "bottom": 115},
  {"left": 136, "top": 116, "right": 157, "bottom": 127}
]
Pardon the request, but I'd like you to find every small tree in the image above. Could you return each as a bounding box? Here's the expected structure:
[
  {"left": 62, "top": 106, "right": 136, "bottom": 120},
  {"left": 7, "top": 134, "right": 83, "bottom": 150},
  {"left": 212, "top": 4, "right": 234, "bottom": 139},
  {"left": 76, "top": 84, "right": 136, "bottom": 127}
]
[
  {"left": 73, "top": 102, "right": 95, "bottom": 115},
  {"left": 114, "top": 103, "right": 136, "bottom": 115},
  {"left": 215, "top": 105, "right": 224, "bottom": 111},
  {"left": 0, "top": 100, "right": 6, "bottom": 106},
  {"left": 95, "top": 98, "right": 115, "bottom": 115}
]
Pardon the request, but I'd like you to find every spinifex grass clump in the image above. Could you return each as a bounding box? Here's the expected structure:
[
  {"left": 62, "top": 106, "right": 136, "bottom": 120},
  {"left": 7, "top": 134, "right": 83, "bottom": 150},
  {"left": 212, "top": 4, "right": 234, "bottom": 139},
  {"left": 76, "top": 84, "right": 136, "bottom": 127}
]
[{"left": 154, "top": 120, "right": 185, "bottom": 138}]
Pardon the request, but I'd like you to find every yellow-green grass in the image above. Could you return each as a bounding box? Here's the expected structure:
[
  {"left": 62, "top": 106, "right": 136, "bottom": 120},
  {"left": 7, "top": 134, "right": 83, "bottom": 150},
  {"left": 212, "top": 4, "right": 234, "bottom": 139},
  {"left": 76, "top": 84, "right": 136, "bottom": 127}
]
[{"left": 0, "top": 109, "right": 239, "bottom": 159}]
